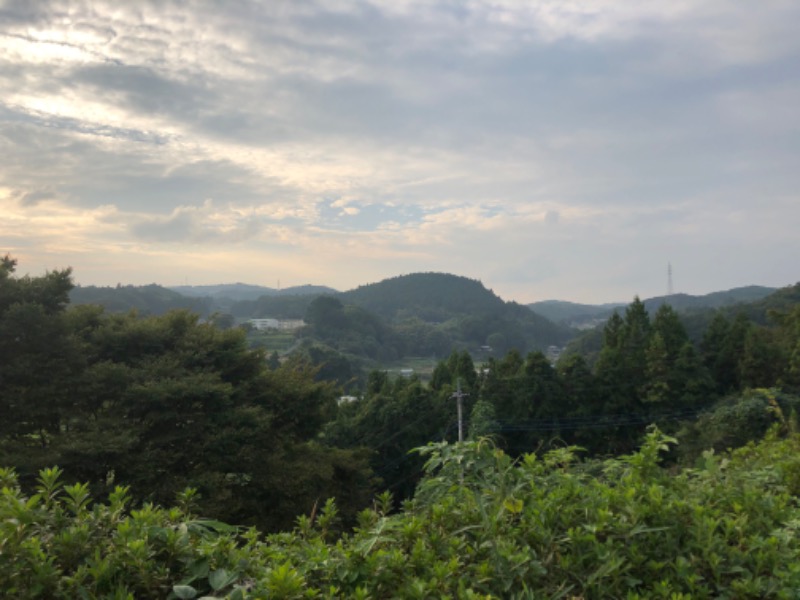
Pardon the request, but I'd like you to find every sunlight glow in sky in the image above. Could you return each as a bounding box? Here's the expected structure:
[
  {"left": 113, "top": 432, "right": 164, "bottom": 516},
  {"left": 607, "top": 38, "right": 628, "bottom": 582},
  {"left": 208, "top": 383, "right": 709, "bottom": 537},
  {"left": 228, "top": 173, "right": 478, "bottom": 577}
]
[{"left": 2, "top": 1, "right": 799, "bottom": 303}]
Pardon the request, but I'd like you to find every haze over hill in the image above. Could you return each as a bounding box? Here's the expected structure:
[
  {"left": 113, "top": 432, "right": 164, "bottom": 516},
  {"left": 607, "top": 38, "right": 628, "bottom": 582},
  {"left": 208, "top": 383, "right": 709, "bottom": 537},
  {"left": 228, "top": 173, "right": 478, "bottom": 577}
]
[
  {"left": 170, "top": 283, "right": 339, "bottom": 301},
  {"left": 530, "top": 285, "right": 778, "bottom": 326},
  {"left": 70, "top": 273, "right": 792, "bottom": 325}
]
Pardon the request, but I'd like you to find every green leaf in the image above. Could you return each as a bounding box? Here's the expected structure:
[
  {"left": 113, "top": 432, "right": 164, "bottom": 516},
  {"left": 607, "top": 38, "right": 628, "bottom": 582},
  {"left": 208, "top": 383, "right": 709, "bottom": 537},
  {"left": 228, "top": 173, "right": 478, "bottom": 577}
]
[
  {"left": 229, "top": 588, "right": 246, "bottom": 600},
  {"left": 186, "top": 519, "right": 239, "bottom": 534},
  {"left": 209, "top": 568, "right": 236, "bottom": 591},
  {"left": 172, "top": 584, "right": 198, "bottom": 599}
]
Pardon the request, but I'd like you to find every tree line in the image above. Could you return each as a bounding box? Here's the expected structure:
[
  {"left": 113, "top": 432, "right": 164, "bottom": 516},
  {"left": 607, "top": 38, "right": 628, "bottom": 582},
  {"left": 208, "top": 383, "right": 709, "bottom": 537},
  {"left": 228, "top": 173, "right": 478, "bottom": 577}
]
[
  {"left": 3, "top": 255, "right": 800, "bottom": 530},
  {"left": 0, "top": 257, "right": 372, "bottom": 532},
  {"left": 324, "top": 294, "right": 800, "bottom": 497}
]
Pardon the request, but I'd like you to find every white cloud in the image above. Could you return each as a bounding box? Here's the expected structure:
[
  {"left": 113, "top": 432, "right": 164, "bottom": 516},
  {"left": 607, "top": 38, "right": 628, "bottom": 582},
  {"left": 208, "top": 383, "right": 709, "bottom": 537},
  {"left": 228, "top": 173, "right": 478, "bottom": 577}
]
[{"left": 1, "top": 0, "right": 798, "bottom": 301}]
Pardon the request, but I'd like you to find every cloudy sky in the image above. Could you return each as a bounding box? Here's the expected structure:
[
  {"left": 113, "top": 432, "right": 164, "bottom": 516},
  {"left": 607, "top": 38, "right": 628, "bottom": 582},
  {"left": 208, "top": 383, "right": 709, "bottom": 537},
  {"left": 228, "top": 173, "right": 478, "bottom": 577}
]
[{"left": 2, "top": 0, "right": 799, "bottom": 303}]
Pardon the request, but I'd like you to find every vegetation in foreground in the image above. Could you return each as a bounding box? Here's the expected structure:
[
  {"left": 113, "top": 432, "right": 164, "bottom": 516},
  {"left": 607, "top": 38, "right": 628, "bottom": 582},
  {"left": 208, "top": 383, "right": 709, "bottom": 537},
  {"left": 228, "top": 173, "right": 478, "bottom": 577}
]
[
  {"left": 3, "top": 428, "right": 800, "bottom": 598},
  {"left": 5, "top": 255, "right": 800, "bottom": 597}
]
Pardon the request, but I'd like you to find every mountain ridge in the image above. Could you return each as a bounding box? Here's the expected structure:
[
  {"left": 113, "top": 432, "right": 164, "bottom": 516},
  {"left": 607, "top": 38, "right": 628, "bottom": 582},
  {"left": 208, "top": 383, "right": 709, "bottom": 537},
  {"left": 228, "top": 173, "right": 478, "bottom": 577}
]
[
  {"left": 530, "top": 285, "right": 777, "bottom": 325},
  {"left": 169, "top": 283, "right": 339, "bottom": 301}
]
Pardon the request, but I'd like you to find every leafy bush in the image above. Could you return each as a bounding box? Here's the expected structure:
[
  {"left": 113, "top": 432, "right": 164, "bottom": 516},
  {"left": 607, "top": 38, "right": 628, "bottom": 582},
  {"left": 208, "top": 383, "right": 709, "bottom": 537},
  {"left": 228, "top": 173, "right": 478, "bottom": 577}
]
[
  {"left": 4, "top": 430, "right": 800, "bottom": 598},
  {"left": 675, "top": 388, "right": 800, "bottom": 463}
]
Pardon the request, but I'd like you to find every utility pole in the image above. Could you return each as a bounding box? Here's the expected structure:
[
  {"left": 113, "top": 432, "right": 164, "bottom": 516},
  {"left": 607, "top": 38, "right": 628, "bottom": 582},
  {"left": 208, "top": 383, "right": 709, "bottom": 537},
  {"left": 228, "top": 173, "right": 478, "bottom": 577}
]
[{"left": 451, "top": 378, "right": 469, "bottom": 442}]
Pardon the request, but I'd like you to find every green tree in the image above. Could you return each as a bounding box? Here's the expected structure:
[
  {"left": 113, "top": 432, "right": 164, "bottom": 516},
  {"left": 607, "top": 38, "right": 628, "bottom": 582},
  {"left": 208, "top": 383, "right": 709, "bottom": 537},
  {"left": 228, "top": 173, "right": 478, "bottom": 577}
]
[
  {"left": 651, "top": 303, "right": 689, "bottom": 357},
  {"left": 304, "top": 295, "right": 346, "bottom": 333},
  {"left": 739, "top": 326, "right": 787, "bottom": 389},
  {"left": 703, "top": 312, "right": 751, "bottom": 394},
  {"left": 468, "top": 398, "right": 498, "bottom": 438},
  {"left": 323, "top": 375, "right": 449, "bottom": 502},
  {"left": 1, "top": 260, "right": 375, "bottom": 532},
  {"left": 0, "top": 257, "right": 79, "bottom": 449},
  {"left": 622, "top": 296, "right": 651, "bottom": 395},
  {"left": 644, "top": 332, "right": 671, "bottom": 405}
]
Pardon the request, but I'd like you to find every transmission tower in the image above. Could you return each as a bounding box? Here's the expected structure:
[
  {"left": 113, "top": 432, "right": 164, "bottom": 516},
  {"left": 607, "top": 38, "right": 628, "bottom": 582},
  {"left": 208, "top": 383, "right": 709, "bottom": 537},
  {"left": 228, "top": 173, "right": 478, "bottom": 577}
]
[{"left": 667, "top": 263, "right": 674, "bottom": 297}]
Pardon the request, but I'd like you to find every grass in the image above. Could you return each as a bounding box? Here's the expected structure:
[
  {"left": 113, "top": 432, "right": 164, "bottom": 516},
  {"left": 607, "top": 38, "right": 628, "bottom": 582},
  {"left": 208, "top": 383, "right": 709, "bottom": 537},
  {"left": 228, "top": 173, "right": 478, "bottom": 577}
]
[{"left": 246, "top": 330, "right": 297, "bottom": 354}]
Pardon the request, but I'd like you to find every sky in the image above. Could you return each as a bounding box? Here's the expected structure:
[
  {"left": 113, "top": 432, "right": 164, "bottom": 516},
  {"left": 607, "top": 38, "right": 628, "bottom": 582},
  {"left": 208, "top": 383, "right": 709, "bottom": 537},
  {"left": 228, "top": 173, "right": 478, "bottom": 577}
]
[{"left": 2, "top": 1, "right": 799, "bottom": 304}]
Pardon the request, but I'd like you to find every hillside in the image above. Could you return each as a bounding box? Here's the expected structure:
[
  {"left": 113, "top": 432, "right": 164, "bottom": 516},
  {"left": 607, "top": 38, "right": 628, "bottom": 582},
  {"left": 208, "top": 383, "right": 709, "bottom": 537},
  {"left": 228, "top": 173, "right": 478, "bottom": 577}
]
[
  {"left": 340, "top": 272, "right": 506, "bottom": 322},
  {"left": 643, "top": 285, "right": 777, "bottom": 312},
  {"left": 336, "top": 272, "right": 574, "bottom": 355},
  {"left": 563, "top": 281, "right": 800, "bottom": 364},
  {"left": 740, "top": 281, "right": 800, "bottom": 322},
  {"left": 531, "top": 285, "right": 777, "bottom": 327},
  {"left": 69, "top": 284, "right": 212, "bottom": 316},
  {"left": 527, "top": 300, "right": 625, "bottom": 324},
  {"left": 169, "top": 283, "right": 338, "bottom": 302}
]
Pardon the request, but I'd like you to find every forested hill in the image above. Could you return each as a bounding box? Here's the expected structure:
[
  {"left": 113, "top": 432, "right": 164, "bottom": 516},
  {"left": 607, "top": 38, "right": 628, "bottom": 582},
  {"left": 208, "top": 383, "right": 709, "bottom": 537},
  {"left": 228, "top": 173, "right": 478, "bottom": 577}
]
[
  {"left": 643, "top": 285, "right": 777, "bottom": 312},
  {"left": 744, "top": 281, "right": 800, "bottom": 320},
  {"left": 564, "top": 281, "right": 800, "bottom": 366},
  {"left": 70, "top": 284, "right": 212, "bottom": 316},
  {"left": 531, "top": 285, "right": 776, "bottom": 325},
  {"left": 170, "top": 283, "right": 338, "bottom": 302},
  {"left": 340, "top": 272, "right": 506, "bottom": 321},
  {"left": 526, "top": 300, "right": 625, "bottom": 324},
  {"left": 340, "top": 271, "right": 574, "bottom": 343}
]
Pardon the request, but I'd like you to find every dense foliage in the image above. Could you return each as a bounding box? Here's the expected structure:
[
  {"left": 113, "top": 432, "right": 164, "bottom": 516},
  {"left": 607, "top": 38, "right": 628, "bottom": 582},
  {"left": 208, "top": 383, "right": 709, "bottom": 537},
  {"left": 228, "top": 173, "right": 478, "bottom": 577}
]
[
  {"left": 532, "top": 286, "right": 776, "bottom": 328},
  {"left": 323, "top": 290, "right": 800, "bottom": 501},
  {"left": 5, "top": 255, "right": 800, "bottom": 597},
  {"left": 0, "top": 257, "right": 373, "bottom": 533},
  {"left": 4, "top": 429, "right": 800, "bottom": 598}
]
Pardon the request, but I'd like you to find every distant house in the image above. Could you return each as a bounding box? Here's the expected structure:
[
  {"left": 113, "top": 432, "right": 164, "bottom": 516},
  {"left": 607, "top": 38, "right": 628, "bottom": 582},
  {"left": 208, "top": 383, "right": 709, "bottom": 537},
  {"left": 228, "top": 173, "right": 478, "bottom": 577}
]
[
  {"left": 248, "top": 318, "right": 305, "bottom": 331},
  {"left": 249, "top": 318, "right": 280, "bottom": 330},
  {"left": 546, "top": 345, "right": 562, "bottom": 363}
]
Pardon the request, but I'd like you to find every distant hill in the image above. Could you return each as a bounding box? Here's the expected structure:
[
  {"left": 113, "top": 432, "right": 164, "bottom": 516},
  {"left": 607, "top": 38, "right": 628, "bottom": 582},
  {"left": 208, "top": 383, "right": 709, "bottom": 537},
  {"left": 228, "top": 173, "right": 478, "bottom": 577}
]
[
  {"left": 70, "top": 284, "right": 212, "bottom": 316},
  {"left": 527, "top": 300, "right": 625, "bottom": 324},
  {"left": 562, "top": 282, "right": 797, "bottom": 365},
  {"left": 340, "top": 273, "right": 507, "bottom": 322},
  {"left": 642, "top": 286, "right": 777, "bottom": 313},
  {"left": 338, "top": 272, "right": 574, "bottom": 352},
  {"left": 169, "top": 283, "right": 338, "bottom": 302},
  {"left": 715, "top": 282, "right": 800, "bottom": 325},
  {"left": 234, "top": 272, "right": 576, "bottom": 356},
  {"left": 531, "top": 285, "right": 777, "bottom": 327},
  {"left": 231, "top": 294, "right": 317, "bottom": 320}
]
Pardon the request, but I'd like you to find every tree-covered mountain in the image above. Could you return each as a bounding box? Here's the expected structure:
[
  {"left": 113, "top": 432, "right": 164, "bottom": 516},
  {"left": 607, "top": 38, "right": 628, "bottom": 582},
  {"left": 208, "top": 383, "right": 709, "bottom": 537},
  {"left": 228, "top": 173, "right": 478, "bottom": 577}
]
[
  {"left": 170, "top": 283, "right": 338, "bottom": 302},
  {"left": 563, "top": 281, "right": 800, "bottom": 372},
  {"left": 340, "top": 272, "right": 507, "bottom": 321},
  {"left": 337, "top": 272, "right": 574, "bottom": 354},
  {"left": 644, "top": 285, "right": 777, "bottom": 312},
  {"left": 231, "top": 294, "right": 316, "bottom": 320},
  {"left": 526, "top": 300, "right": 625, "bottom": 324},
  {"left": 70, "top": 284, "right": 212, "bottom": 316},
  {"left": 230, "top": 272, "right": 574, "bottom": 366},
  {"left": 531, "top": 285, "right": 776, "bottom": 326}
]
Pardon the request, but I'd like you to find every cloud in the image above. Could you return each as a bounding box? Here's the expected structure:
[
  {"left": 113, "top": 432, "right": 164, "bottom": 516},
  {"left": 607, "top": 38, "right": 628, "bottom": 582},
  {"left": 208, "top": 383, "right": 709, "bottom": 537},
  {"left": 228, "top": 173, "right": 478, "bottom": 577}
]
[{"left": 1, "top": 0, "right": 799, "bottom": 301}]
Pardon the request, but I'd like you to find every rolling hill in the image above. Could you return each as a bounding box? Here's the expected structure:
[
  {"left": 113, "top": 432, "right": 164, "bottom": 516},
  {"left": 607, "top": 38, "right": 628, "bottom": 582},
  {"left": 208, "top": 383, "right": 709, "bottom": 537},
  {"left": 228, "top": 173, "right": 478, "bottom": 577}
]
[
  {"left": 69, "top": 284, "right": 212, "bottom": 316},
  {"left": 530, "top": 285, "right": 777, "bottom": 327}
]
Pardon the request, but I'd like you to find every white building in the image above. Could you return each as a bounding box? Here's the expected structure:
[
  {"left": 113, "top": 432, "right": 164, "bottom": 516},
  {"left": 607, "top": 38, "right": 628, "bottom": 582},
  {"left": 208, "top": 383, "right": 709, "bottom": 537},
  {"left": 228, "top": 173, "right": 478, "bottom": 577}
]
[{"left": 249, "top": 318, "right": 280, "bottom": 330}]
